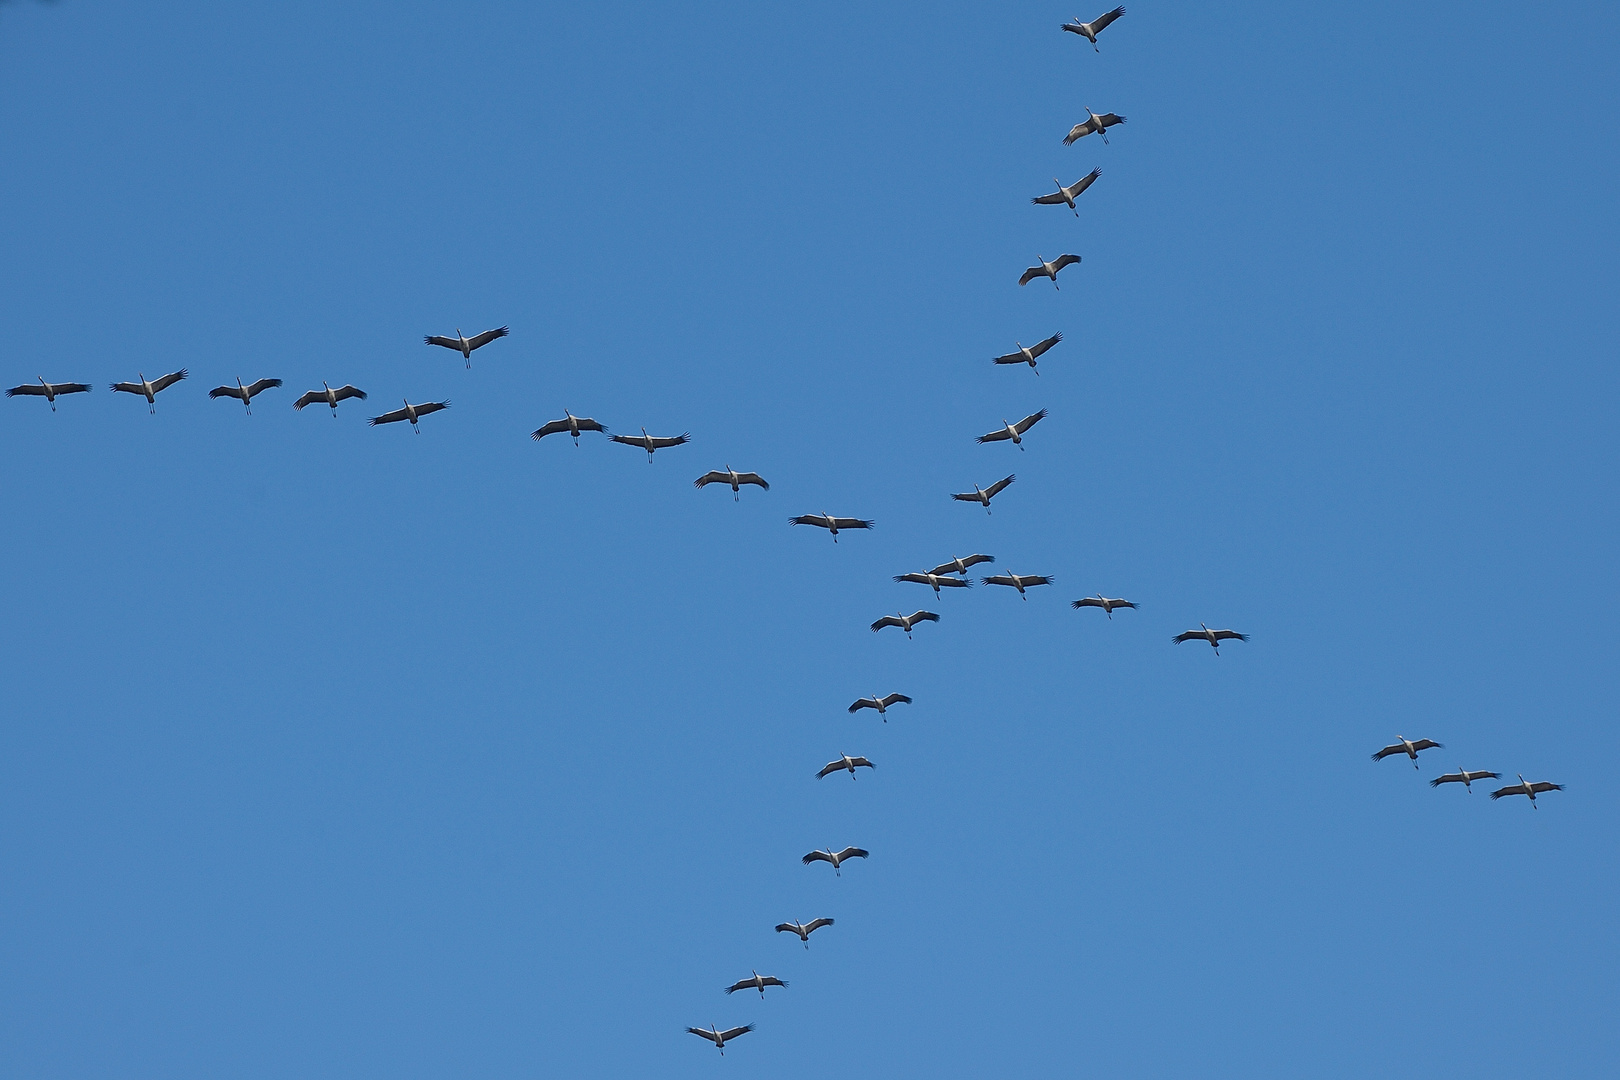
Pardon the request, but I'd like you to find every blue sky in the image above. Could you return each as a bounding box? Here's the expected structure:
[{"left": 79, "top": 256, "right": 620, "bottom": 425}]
[{"left": 1, "top": 1, "right": 1616, "bottom": 1076}]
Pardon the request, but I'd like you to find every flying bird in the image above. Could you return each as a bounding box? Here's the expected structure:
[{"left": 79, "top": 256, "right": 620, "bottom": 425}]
[
  {"left": 725, "top": 971, "right": 787, "bottom": 997},
  {"left": 977, "top": 409, "right": 1048, "bottom": 449},
  {"left": 790, "top": 513, "right": 874, "bottom": 542},
  {"left": 871, "top": 610, "right": 939, "bottom": 637},
  {"left": 993, "top": 332, "right": 1063, "bottom": 373},
  {"left": 1019, "top": 254, "right": 1082, "bottom": 288},
  {"left": 1061, "top": 6, "right": 1126, "bottom": 50},
  {"left": 818, "top": 753, "right": 876, "bottom": 779},
  {"left": 982, "top": 572, "right": 1053, "bottom": 598},
  {"left": 687, "top": 1024, "right": 754, "bottom": 1055},
  {"left": 369, "top": 399, "right": 450, "bottom": 432},
  {"left": 6, "top": 377, "right": 91, "bottom": 411},
  {"left": 610, "top": 427, "right": 690, "bottom": 462},
  {"left": 803, "top": 846, "right": 869, "bottom": 876},
  {"left": 208, "top": 377, "right": 283, "bottom": 415},
  {"left": 775, "top": 917, "right": 834, "bottom": 947},
  {"left": 1172, "top": 624, "right": 1249, "bottom": 653},
  {"left": 1032, "top": 170, "right": 1101, "bottom": 216},
  {"left": 894, "top": 571, "right": 973, "bottom": 595},
  {"left": 423, "top": 325, "right": 509, "bottom": 367},
  {"left": 930, "top": 554, "right": 995, "bottom": 576},
  {"left": 1372, "top": 736, "right": 1443, "bottom": 769},
  {"left": 848, "top": 692, "right": 912, "bottom": 718},
  {"left": 695, "top": 466, "right": 770, "bottom": 501},
  {"left": 1489, "top": 774, "right": 1564, "bottom": 807},
  {"left": 953, "top": 474, "right": 1015, "bottom": 513},
  {"left": 1430, "top": 768, "right": 1501, "bottom": 792},
  {"left": 1063, "top": 108, "right": 1126, "bottom": 146},
  {"left": 109, "top": 370, "right": 187, "bottom": 413},
  {"left": 531, "top": 411, "right": 607, "bottom": 445},
  {"left": 293, "top": 382, "right": 367, "bottom": 415},
  {"left": 1072, "top": 595, "right": 1137, "bottom": 619}
]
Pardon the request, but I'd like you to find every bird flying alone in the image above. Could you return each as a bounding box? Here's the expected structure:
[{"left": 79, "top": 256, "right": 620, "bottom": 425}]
[
  {"left": 293, "top": 383, "right": 367, "bottom": 415},
  {"left": 531, "top": 411, "right": 607, "bottom": 445},
  {"left": 993, "top": 333, "right": 1062, "bottom": 373},
  {"left": 1019, "top": 254, "right": 1081, "bottom": 289},
  {"left": 894, "top": 571, "right": 973, "bottom": 595},
  {"left": 1072, "top": 595, "right": 1137, "bottom": 619},
  {"left": 695, "top": 466, "right": 770, "bottom": 501},
  {"left": 7, "top": 378, "right": 91, "bottom": 411},
  {"left": 208, "top": 378, "right": 283, "bottom": 415},
  {"left": 609, "top": 427, "right": 690, "bottom": 462},
  {"left": 871, "top": 610, "right": 939, "bottom": 637},
  {"left": 848, "top": 692, "right": 912, "bottom": 719},
  {"left": 953, "top": 474, "right": 1015, "bottom": 513},
  {"left": 1172, "top": 624, "right": 1249, "bottom": 653},
  {"left": 803, "top": 846, "right": 869, "bottom": 876},
  {"left": 1063, "top": 108, "right": 1126, "bottom": 146},
  {"left": 110, "top": 370, "right": 187, "bottom": 413},
  {"left": 982, "top": 572, "right": 1053, "bottom": 599},
  {"left": 687, "top": 1024, "right": 753, "bottom": 1055},
  {"left": 775, "top": 917, "right": 834, "bottom": 947},
  {"left": 1430, "top": 768, "right": 1501, "bottom": 793},
  {"left": 369, "top": 399, "right": 450, "bottom": 432},
  {"left": 725, "top": 971, "right": 787, "bottom": 997},
  {"left": 818, "top": 753, "right": 876, "bottom": 779},
  {"left": 1372, "top": 736, "right": 1443, "bottom": 769},
  {"left": 423, "top": 325, "right": 509, "bottom": 368},
  {"left": 1062, "top": 6, "right": 1126, "bottom": 49},
  {"left": 977, "top": 409, "right": 1048, "bottom": 449},
  {"left": 1489, "top": 774, "right": 1564, "bottom": 807},
  {"left": 790, "top": 513, "right": 874, "bottom": 542},
  {"left": 930, "top": 553, "right": 995, "bottom": 576},
  {"left": 1032, "top": 170, "right": 1101, "bottom": 216}
]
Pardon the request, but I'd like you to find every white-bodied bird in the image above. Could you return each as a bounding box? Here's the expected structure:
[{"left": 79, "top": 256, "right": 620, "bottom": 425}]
[
  {"left": 1019, "top": 254, "right": 1082, "bottom": 288},
  {"left": 930, "top": 554, "right": 995, "bottom": 576},
  {"left": 1173, "top": 624, "right": 1249, "bottom": 653},
  {"left": 1032, "top": 170, "right": 1101, "bottom": 216},
  {"left": 982, "top": 572, "right": 1053, "bottom": 598},
  {"left": 790, "top": 513, "right": 874, "bottom": 542},
  {"left": 6, "top": 377, "right": 91, "bottom": 411},
  {"left": 1063, "top": 108, "right": 1126, "bottom": 145},
  {"left": 610, "top": 427, "right": 690, "bottom": 462},
  {"left": 977, "top": 409, "right": 1048, "bottom": 449},
  {"left": 894, "top": 571, "right": 973, "bottom": 595},
  {"left": 848, "top": 692, "right": 912, "bottom": 718},
  {"left": 993, "top": 332, "right": 1063, "bottom": 373},
  {"left": 109, "top": 370, "right": 188, "bottom": 413},
  {"left": 953, "top": 474, "right": 1015, "bottom": 513},
  {"left": 775, "top": 917, "right": 834, "bottom": 947},
  {"left": 803, "top": 846, "right": 869, "bottom": 876},
  {"left": 531, "top": 411, "right": 607, "bottom": 445},
  {"left": 695, "top": 466, "right": 770, "bottom": 500},
  {"left": 293, "top": 382, "right": 367, "bottom": 415},
  {"left": 1372, "top": 736, "right": 1443, "bottom": 769},
  {"left": 208, "top": 377, "right": 282, "bottom": 414},
  {"left": 725, "top": 971, "right": 787, "bottom": 996},
  {"left": 1061, "top": 6, "right": 1126, "bottom": 50},
  {"left": 423, "top": 325, "right": 508, "bottom": 367},
  {"left": 369, "top": 399, "right": 450, "bottom": 432},
  {"left": 871, "top": 610, "right": 939, "bottom": 637},
  {"left": 817, "top": 754, "right": 875, "bottom": 779},
  {"left": 1430, "top": 768, "right": 1501, "bottom": 792},
  {"left": 687, "top": 1024, "right": 753, "bottom": 1055},
  {"left": 1072, "top": 595, "right": 1137, "bottom": 618},
  {"left": 1490, "top": 774, "right": 1564, "bottom": 807}
]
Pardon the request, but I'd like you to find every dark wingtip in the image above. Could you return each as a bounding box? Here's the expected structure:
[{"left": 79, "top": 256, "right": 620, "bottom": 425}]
[{"left": 1428, "top": 776, "right": 1444, "bottom": 787}]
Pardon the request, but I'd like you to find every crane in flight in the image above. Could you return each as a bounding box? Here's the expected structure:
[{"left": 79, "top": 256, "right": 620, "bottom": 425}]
[
  {"left": 1072, "top": 595, "right": 1137, "bottom": 619},
  {"left": 610, "top": 427, "right": 690, "bottom": 462},
  {"left": 775, "top": 917, "right": 834, "bottom": 948},
  {"left": 1430, "top": 768, "right": 1501, "bottom": 793},
  {"left": 423, "top": 325, "right": 508, "bottom": 367},
  {"left": 531, "top": 411, "right": 607, "bottom": 445},
  {"left": 1173, "top": 624, "right": 1249, "bottom": 653},
  {"left": 1489, "top": 774, "right": 1564, "bottom": 807},
  {"left": 848, "top": 692, "right": 912, "bottom": 719},
  {"left": 993, "top": 333, "right": 1063, "bottom": 373},
  {"left": 790, "top": 513, "right": 874, "bottom": 542},
  {"left": 894, "top": 571, "right": 973, "bottom": 595},
  {"left": 293, "top": 382, "right": 367, "bottom": 415},
  {"left": 803, "top": 846, "right": 869, "bottom": 876},
  {"left": 1032, "top": 170, "right": 1101, "bottom": 216},
  {"left": 369, "top": 399, "right": 450, "bottom": 432},
  {"left": 818, "top": 753, "right": 876, "bottom": 779},
  {"left": 871, "top": 610, "right": 939, "bottom": 637},
  {"left": 1372, "top": 736, "right": 1443, "bottom": 769},
  {"left": 687, "top": 1024, "right": 753, "bottom": 1055},
  {"left": 725, "top": 971, "right": 787, "bottom": 997},
  {"left": 1019, "top": 254, "right": 1081, "bottom": 289},
  {"left": 110, "top": 370, "right": 187, "bottom": 413},
  {"left": 1064, "top": 108, "right": 1126, "bottom": 145},
  {"left": 953, "top": 474, "right": 1016, "bottom": 513},
  {"left": 208, "top": 377, "right": 283, "bottom": 415},
  {"left": 982, "top": 572, "right": 1054, "bottom": 599},
  {"left": 930, "top": 554, "right": 994, "bottom": 576},
  {"left": 7, "top": 377, "right": 91, "bottom": 411},
  {"left": 695, "top": 466, "right": 770, "bottom": 501},
  {"left": 1061, "top": 6, "right": 1126, "bottom": 50},
  {"left": 977, "top": 409, "right": 1048, "bottom": 449}
]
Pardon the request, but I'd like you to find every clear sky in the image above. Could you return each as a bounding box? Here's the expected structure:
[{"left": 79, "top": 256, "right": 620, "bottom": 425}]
[{"left": 1, "top": 2, "right": 1616, "bottom": 1077}]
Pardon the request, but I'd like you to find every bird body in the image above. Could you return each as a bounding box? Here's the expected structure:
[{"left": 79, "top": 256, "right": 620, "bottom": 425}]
[
  {"left": 532, "top": 411, "right": 607, "bottom": 444},
  {"left": 803, "top": 846, "right": 869, "bottom": 876},
  {"left": 687, "top": 1024, "right": 754, "bottom": 1054},
  {"left": 774, "top": 917, "right": 834, "bottom": 947},
  {"left": 6, "top": 377, "right": 92, "bottom": 411},
  {"left": 930, "top": 554, "right": 995, "bottom": 576},
  {"left": 1019, "top": 254, "right": 1081, "bottom": 288},
  {"left": 993, "top": 333, "right": 1062, "bottom": 372},
  {"left": 1062, "top": 6, "right": 1126, "bottom": 49},
  {"left": 1063, "top": 108, "right": 1126, "bottom": 145},
  {"left": 209, "top": 377, "right": 283, "bottom": 414},
  {"left": 982, "top": 572, "right": 1053, "bottom": 598},
  {"left": 818, "top": 753, "right": 876, "bottom": 779},
  {"left": 790, "top": 513, "right": 874, "bottom": 542},
  {"left": 725, "top": 971, "right": 787, "bottom": 996},
  {"left": 1490, "top": 774, "right": 1564, "bottom": 807},
  {"left": 953, "top": 474, "right": 1015, "bottom": 513},
  {"left": 110, "top": 369, "right": 187, "bottom": 413},
  {"left": 424, "top": 325, "right": 509, "bottom": 367},
  {"left": 1372, "top": 736, "right": 1443, "bottom": 769},
  {"left": 1072, "top": 595, "right": 1137, "bottom": 619},
  {"left": 977, "top": 410, "right": 1048, "bottom": 448},
  {"left": 369, "top": 399, "right": 450, "bottom": 431},
  {"left": 1430, "top": 768, "right": 1501, "bottom": 792},
  {"left": 1032, "top": 171, "right": 1101, "bottom": 216},
  {"left": 293, "top": 382, "right": 367, "bottom": 414},
  {"left": 894, "top": 571, "right": 973, "bottom": 595},
  {"left": 848, "top": 692, "right": 912, "bottom": 718},
  {"left": 610, "top": 426, "right": 690, "bottom": 462},
  {"left": 1172, "top": 623, "right": 1249, "bottom": 653},
  {"left": 870, "top": 610, "right": 939, "bottom": 637},
  {"left": 695, "top": 466, "right": 770, "bottom": 500}
]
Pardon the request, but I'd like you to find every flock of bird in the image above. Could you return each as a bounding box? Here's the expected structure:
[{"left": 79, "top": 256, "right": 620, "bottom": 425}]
[{"left": 1373, "top": 735, "right": 1563, "bottom": 807}]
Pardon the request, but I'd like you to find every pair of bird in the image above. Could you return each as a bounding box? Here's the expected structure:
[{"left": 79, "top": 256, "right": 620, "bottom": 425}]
[{"left": 529, "top": 410, "right": 694, "bottom": 462}]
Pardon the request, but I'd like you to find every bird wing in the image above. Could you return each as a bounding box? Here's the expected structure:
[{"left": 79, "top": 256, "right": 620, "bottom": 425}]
[
  {"left": 694, "top": 470, "right": 728, "bottom": 488},
  {"left": 1529, "top": 782, "right": 1564, "bottom": 794},
  {"left": 1068, "top": 168, "right": 1102, "bottom": 197},
  {"left": 608, "top": 433, "right": 644, "bottom": 447},
  {"left": 152, "top": 370, "right": 188, "bottom": 392},
  {"left": 1210, "top": 630, "right": 1249, "bottom": 642},
  {"left": 834, "top": 847, "right": 869, "bottom": 861},
  {"left": 718, "top": 1026, "right": 754, "bottom": 1042},
  {"left": 723, "top": 981, "right": 749, "bottom": 995},
  {"left": 760, "top": 977, "right": 787, "bottom": 988},
  {"left": 870, "top": 616, "right": 902, "bottom": 632},
  {"left": 1014, "top": 408, "right": 1049, "bottom": 433},
  {"left": 828, "top": 517, "right": 874, "bottom": 530},
  {"left": 984, "top": 474, "right": 1016, "bottom": 497},
  {"left": 1099, "top": 112, "right": 1126, "bottom": 127},
  {"left": 1172, "top": 631, "right": 1203, "bottom": 644},
  {"left": 951, "top": 492, "right": 981, "bottom": 502},
  {"left": 961, "top": 554, "right": 994, "bottom": 569},
  {"left": 1030, "top": 191, "right": 1069, "bottom": 206},
  {"left": 1371, "top": 744, "right": 1404, "bottom": 761},
  {"left": 1018, "top": 266, "right": 1045, "bottom": 286},
  {"left": 369, "top": 407, "right": 410, "bottom": 426},
  {"left": 245, "top": 378, "right": 282, "bottom": 397},
  {"left": 880, "top": 693, "right": 912, "bottom": 707},
  {"left": 293, "top": 391, "right": 321, "bottom": 410},
  {"left": 1466, "top": 770, "right": 1501, "bottom": 782},
  {"left": 646, "top": 432, "right": 691, "bottom": 449},
  {"left": 413, "top": 401, "right": 450, "bottom": 417},
  {"left": 816, "top": 761, "right": 844, "bottom": 778},
  {"left": 847, "top": 758, "right": 874, "bottom": 770},
  {"left": 937, "top": 576, "right": 971, "bottom": 587},
  {"left": 803, "top": 917, "right": 834, "bottom": 932},
  {"left": 893, "top": 574, "right": 929, "bottom": 586},
  {"left": 1429, "top": 773, "right": 1461, "bottom": 787},
  {"left": 1028, "top": 332, "right": 1063, "bottom": 358},
  {"left": 56, "top": 383, "right": 92, "bottom": 394},
  {"left": 1408, "top": 738, "right": 1441, "bottom": 751},
  {"left": 208, "top": 385, "right": 241, "bottom": 399},
  {"left": 110, "top": 382, "right": 143, "bottom": 394},
  {"left": 977, "top": 428, "right": 1013, "bottom": 443},
  {"left": 1112, "top": 599, "right": 1138, "bottom": 609},
  {"left": 982, "top": 575, "right": 1014, "bottom": 587},
  {"left": 1091, "top": 6, "right": 1126, "bottom": 32},
  {"left": 686, "top": 1027, "right": 720, "bottom": 1043},
  {"left": 532, "top": 420, "right": 572, "bottom": 439},
  {"left": 1050, "top": 254, "right": 1082, "bottom": 273},
  {"left": 848, "top": 697, "right": 876, "bottom": 712},
  {"left": 333, "top": 385, "right": 367, "bottom": 401},
  {"left": 909, "top": 611, "right": 940, "bottom": 623},
  {"left": 1060, "top": 21, "right": 1085, "bottom": 34},
  {"left": 736, "top": 472, "right": 769, "bottom": 488},
  {"left": 1488, "top": 785, "right": 1521, "bottom": 800},
  {"left": 774, "top": 923, "right": 800, "bottom": 934},
  {"left": 5, "top": 384, "right": 47, "bottom": 396},
  {"left": 1021, "top": 575, "right": 1054, "bottom": 586},
  {"left": 1073, "top": 598, "right": 1103, "bottom": 609},
  {"left": 1063, "top": 119, "right": 1097, "bottom": 145},
  {"left": 802, "top": 850, "right": 833, "bottom": 864},
  {"left": 790, "top": 514, "right": 830, "bottom": 528},
  {"left": 423, "top": 335, "right": 462, "bottom": 350},
  {"left": 466, "top": 326, "right": 510, "bottom": 350}
]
